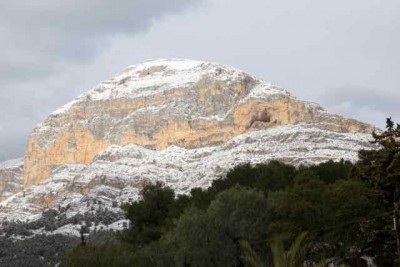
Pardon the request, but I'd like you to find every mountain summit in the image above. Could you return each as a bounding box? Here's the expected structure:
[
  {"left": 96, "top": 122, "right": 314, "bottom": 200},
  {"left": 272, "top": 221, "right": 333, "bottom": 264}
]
[
  {"left": 23, "top": 59, "right": 373, "bottom": 187},
  {"left": 1, "top": 59, "right": 375, "bottom": 221}
]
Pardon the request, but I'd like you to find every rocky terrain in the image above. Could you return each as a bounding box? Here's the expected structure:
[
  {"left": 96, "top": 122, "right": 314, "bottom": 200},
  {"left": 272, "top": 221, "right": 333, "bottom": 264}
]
[
  {"left": 0, "top": 59, "right": 376, "bottom": 233},
  {"left": 0, "top": 158, "right": 23, "bottom": 201}
]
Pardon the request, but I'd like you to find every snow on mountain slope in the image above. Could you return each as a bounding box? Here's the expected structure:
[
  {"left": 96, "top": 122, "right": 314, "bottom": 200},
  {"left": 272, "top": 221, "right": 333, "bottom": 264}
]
[
  {"left": 0, "top": 59, "right": 377, "bottom": 223},
  {"left": 0, "top": 124, "right": 374, "bottom": 221},
  {"left": 0, "top": 158, "right": 23, "bottom": 201},
  {"left": 23, "top": 59, "right": 373, "bottom": 187}
]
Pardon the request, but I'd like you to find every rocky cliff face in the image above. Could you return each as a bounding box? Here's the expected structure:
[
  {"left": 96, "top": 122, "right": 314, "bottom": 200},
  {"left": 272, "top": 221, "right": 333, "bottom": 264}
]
[
  {"left": 0, "top": 59, "right": 376, "bottom": 222},
  {"left": 0, "top": 159, "right": 23, "bottom": 201},
  {"left": 23, "top": 59, "right": 373, "bottom": 188}
]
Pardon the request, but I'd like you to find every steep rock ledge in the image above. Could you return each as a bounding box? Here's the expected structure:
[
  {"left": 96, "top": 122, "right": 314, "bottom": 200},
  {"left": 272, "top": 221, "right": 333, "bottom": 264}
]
[{"left": 23, "top": 59, "right": 374, "bottom": 187}]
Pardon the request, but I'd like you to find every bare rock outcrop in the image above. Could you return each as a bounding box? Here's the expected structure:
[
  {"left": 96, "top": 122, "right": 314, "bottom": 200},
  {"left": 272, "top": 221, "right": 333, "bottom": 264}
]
[
  {"left": 23, "top": 59, "right": 374, "bottom": 187},
  {"left": 0, "top": 159, "right": 23, "bottom": 201}
]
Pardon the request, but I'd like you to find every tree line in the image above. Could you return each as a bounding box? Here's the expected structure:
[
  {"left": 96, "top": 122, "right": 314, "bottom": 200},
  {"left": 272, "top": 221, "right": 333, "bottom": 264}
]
[{"left": 61, "top": 119, "right": 400, "bottom": 266}]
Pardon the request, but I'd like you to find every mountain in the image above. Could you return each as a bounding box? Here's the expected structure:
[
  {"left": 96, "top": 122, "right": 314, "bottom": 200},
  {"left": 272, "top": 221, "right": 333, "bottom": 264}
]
[
  {"left": 0, "top": 59, "right": 375, "bottom": 226},
  {"left": 0, "top": 159, "right": 23, "bottom": 201}
]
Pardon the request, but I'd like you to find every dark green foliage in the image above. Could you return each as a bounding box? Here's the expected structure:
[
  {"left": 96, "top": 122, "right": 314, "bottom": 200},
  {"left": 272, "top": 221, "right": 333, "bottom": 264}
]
[
  {"left": 305, "top": 159, "right": 353, "bottom": 184},
  {"left": 128, "top": 239, "right": 177, "bottom": 267},
  {"left": 120, "top": 181, "right": 185, "bottom": 247},
  {"left": 270, "top": 232, "right": 309, "bottom": 267},
  {"left": 352, "top": 118, "right": 400, "bottom": 265},
  {"left": 187, "top": 161, "right": 296, "bottom": 211},
  {"left": 62, "top": 232, "right": 176, "bottom": 267},
  {"left": 359, "top": 117, "right": 400, "bottom": 204},
  {"left": 1, "top": 220, "right": 33, "bottom": 237},
  {"left": 0, "top": 204, "right": 125, "bottom": 266},
  {"left": 212, "top": 161, "right": 296, "bottom": 195},
  {"left": 0, "top": 234, "right": 79, "bottom": 267},
  {"left": 268, "top": 174, "right": 378, "bottom": 262},
  {"left": 27, "top": 122, "right": 400, "bottom": 267},
  {"left": 0, "top": 207, "right": 124, "bottom": 238},
  {"left": 189, "top": 187, "right": 215, "bottom": 210},
  {"left": 43, "top": 208, "right": 58, "bottom": 232},
  {"left": 173, "top": 186, "right": 270, "bottom": 266},
  {"left": 63, "top": 158, "right": 389, "bottom": 266},
  {"left": 61, "top": 243, "right": 134, "bottom": 267}
]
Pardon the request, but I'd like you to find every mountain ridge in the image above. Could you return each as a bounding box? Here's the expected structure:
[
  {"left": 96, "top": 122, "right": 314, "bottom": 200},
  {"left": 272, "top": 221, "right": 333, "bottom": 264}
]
[
  {"left": 22, "top": 59, "right": 374, "bottom": 187},
  {"left": 0, "top": 59, "right": 376, "bottom": 223}
]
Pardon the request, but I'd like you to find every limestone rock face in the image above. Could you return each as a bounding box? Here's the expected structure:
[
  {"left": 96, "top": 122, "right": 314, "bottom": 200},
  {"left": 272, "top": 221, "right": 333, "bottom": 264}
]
[
  {"left": 1, "top": 124, "right": 375, "bottom": 221},
  {"left": 0, "top": 159, "right": 23, "bottom": 201},
  {"left": 0, "top": 59, "right": 378, "bottom": 222},
  {"left": 23, "top": 59, "right": 373, "bottom": 187}
]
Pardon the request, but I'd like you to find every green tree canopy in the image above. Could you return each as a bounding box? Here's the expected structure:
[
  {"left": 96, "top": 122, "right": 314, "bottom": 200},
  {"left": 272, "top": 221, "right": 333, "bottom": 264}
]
[{"left": 173, "top": 186, "right": 270, "bottom": 267}]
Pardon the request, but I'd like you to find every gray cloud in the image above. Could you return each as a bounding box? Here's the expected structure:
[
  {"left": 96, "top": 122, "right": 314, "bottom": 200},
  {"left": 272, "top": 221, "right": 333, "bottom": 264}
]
[
  {"left": 0, "top": 0, "right": 205, "bottom": 161},
  {"left": 320, "top": 87, "right": 398, "bottom": 113},
  {"left": 100, "top": 0, "right": 399, "bottom": 128},
  {"left": 0, "top": 0, "right": 399, "bottom": 161},
  {"left": 319, "top": 87, "right": 400, "bottom": 129},
  {"left": 0, "top": 0, "right": 204, "bottom": 83}
]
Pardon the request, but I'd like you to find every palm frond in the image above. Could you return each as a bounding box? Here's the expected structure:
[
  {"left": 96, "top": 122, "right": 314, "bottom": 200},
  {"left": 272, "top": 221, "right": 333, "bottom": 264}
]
[{"left": 240, "top": 240, "right": 265, "bottom": 267}]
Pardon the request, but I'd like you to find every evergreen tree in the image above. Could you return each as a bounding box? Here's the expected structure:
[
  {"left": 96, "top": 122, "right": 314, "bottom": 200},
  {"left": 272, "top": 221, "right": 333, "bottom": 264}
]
[
  {"left": 173, "top": 186, "right": 270, "bottom": 267},
  {"left": 354, "top": 117, "right": 400, "bottom": 265},
  {"left": 119, "top": 182, "right": 183, "bottom": 248}
]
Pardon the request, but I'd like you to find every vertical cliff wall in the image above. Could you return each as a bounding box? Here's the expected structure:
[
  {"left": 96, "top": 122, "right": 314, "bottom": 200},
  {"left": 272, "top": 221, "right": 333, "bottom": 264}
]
[{"left": 23, "top": 59, "right": 374, "bottom": 188}]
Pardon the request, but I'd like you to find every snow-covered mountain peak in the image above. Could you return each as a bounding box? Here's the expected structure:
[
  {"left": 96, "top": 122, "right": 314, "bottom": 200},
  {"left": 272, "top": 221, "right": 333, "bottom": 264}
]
[
  {"left": 0, "top": 59, "right": 378, "bottom": 223},
  {"left": 51, "top": 59, "right": 277, "bottom": 115},
  {"left": 97, "top": 59, "right": 251, "bottom": 99}
]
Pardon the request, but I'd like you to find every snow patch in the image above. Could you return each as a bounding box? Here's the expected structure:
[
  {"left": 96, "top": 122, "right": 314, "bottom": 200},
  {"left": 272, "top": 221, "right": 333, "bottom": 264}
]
[{"left": 0, "top": 158, "right": 23, "bottom": 170}]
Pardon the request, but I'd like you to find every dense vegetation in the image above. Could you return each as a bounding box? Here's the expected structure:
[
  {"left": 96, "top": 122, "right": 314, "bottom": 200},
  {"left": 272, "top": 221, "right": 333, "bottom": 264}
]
[
  {"left": 0, "top": 197, "right": 125, "bottom": 266},
  {"left": 0, "top": 119, "right": 398, "bottom": 266},
  {"left": 0, "top": 205, "right": 124, "bottom": 238},
  {"left": 0, "top": 231, "right": 118, "bottom": 267},
  {"left": 0, "top": 234, "right": 79, "bottom": 267},
  {"left": 61, "top": 118, "right": 400, "bottom": 267}
]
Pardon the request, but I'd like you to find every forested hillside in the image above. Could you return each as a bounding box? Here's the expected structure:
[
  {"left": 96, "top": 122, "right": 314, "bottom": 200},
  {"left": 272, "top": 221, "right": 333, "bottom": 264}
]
[
  {"left": 61, "top": 119, "right": 400, "bottom": 267},
  {"left": 0, "top": 119, "right": 398, "bottom": 266}
]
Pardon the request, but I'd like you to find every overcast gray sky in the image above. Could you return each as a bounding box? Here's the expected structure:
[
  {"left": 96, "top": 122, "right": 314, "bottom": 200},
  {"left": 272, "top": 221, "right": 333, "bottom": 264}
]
[{"left": 0, "top": 0, "right": 399, "bottom": 161}]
